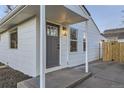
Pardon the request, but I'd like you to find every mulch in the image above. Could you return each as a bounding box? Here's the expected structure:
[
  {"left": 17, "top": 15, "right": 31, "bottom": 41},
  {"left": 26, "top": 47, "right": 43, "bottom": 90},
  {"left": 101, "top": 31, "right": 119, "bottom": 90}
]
[{"left": 0, "top": 63, "right": 31, "bottom": 88}]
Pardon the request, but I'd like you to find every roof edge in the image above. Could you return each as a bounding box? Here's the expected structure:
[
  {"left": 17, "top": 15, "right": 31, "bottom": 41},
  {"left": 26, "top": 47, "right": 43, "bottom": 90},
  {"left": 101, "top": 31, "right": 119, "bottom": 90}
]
[
  {"left": 82, "top": 5, "right": 91, "bottom": 16},
  {"left": 82, "top": 5, "right": 101, "bottom": 34},
  {"left": 0, "top": 5, "right": 26, "bottom": 25}
]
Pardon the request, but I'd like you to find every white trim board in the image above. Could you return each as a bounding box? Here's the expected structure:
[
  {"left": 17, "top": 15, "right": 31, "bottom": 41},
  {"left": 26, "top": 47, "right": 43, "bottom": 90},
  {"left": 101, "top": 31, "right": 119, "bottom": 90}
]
[{"left": 45, "top": 65, "right": 67, "bottom": 73}]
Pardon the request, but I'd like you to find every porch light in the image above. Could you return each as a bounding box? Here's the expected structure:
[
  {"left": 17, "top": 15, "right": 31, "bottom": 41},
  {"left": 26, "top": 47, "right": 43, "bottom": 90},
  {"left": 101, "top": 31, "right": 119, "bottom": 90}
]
[
  {"left": 101, "top": 40, "right": 105, "bottom": 42},
  {"left": 83, "top": 32, "right": 86, "bottom": 39},
  {"left": 62, "top": 26, "right": 67, "bottom": 36},
  {"left": 99, "top": 40, "right": 102, "bottom": 45}
]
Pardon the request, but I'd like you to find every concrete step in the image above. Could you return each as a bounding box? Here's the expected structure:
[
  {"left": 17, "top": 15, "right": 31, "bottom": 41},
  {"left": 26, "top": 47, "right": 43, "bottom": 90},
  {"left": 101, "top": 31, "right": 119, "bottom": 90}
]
[
  {"left": 17, "top": 77, "right": 39, "bottom": 88},
  {"left": 66, "top": 72, "right": 92, "bottom": 88},
  {"left": 17, "top": 72, "right": 92, "bottom": 88}
]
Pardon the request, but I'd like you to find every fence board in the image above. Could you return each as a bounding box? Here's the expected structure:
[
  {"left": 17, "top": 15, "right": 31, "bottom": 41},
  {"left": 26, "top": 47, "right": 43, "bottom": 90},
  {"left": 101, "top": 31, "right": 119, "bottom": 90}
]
[
  {"left": 120, "top": 43, "right": 124, "bottom": 63},
  {"left": 103, "top": 41, "right": 120, "bottom": 62}
]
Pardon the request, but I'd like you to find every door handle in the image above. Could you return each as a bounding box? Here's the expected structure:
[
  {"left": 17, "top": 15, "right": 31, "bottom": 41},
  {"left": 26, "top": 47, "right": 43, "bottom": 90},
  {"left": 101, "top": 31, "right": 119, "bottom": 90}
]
[{"left": 57, "top": 44, "right": 59, "bottom": 49}]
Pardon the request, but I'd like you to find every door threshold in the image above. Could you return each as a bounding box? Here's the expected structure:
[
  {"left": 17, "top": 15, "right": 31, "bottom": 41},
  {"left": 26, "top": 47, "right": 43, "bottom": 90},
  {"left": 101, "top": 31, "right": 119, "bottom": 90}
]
[{"left": 45, "top": 65, "right": 67, "bottom": 74}]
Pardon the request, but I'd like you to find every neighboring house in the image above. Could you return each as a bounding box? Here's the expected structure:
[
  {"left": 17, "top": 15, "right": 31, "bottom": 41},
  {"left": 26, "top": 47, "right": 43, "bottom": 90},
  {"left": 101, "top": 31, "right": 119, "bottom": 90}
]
[
  {"left": 0, "top": 5, "right": 104, "bottom": 78},
  {"left": 103, "top": 28, "right": 124, "bottom": 42}
]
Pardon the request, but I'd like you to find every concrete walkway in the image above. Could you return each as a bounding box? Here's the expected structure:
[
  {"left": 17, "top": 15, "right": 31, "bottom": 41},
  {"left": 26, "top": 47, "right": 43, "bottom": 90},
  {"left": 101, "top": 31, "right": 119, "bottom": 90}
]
[
  {"left": 17, "top": 60, "right": 124, "bottom": 88},
  {"left": 17, "top": 67, "right": 91, "bottom": 88},
  {"left": 76, "top": 61, "right": 124, "bottom": 88},
  {"left": 46, "top": 68, "right": 91, "bottom": 88}
]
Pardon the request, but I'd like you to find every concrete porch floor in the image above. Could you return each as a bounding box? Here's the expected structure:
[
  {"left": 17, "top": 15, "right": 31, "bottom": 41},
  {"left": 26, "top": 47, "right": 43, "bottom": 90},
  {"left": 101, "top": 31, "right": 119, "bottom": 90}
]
[
  {"left": 17, "top": 67, "right": 91, "bottom": 88},
  {"left": 46, "top": 68, "right": 91, "bottom": 88},
  {"left": 18, "top": 60, "right": 124, "bottom": 88},
  {"left": 76, "top": 60, "right": 124, "bottom": 88}
]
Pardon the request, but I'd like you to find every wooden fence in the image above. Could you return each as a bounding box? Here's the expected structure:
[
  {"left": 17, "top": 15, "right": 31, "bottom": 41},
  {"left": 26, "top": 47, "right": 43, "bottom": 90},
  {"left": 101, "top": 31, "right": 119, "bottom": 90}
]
[{"left": 103, "top": 41, "right": 124, "bottom": 62}]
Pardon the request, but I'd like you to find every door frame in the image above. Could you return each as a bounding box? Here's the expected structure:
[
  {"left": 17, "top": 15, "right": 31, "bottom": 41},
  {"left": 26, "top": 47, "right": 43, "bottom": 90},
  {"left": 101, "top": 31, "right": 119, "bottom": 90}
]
[{"left": 46, "top": 21, "right": 61, "bottom": 68}]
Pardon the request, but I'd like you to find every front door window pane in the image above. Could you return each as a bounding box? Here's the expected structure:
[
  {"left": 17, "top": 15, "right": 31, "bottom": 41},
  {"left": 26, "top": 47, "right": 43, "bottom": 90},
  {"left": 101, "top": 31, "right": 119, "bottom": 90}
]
[{"left": 47, "top": 25, "right": 58, "bottom": 37}]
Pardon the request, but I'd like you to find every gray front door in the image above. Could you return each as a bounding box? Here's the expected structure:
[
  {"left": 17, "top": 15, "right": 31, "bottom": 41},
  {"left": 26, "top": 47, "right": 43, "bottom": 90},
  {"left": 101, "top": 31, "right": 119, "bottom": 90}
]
[{"left": 46, "top": 22, "right": 60, "bottom": 68}]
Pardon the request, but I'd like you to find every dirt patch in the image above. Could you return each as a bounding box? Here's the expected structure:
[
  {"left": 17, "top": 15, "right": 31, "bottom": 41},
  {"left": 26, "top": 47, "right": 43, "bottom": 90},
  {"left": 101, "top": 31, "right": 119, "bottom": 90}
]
[{"left": 0, "top": 66, "right": 31, "bottom": 88}]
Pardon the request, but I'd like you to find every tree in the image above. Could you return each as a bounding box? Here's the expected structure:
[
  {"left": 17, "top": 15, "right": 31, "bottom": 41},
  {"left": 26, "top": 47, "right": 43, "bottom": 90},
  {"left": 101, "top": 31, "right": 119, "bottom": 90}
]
[
  {"left": 0, "top": 5, "right": 16, "bottom": 20},
  {"left": 6, "top": 5, "right": 13, "bottom": 11},
  {"left": 4, "top": 5, "right": 16, "bottom": 13}
]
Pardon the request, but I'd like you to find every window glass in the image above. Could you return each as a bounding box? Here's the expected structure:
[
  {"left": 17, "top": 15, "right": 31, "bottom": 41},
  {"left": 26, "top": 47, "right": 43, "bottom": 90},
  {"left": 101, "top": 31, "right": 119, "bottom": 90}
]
[
  {"left": 70, "top": 28, "right": 78, "bottom": 52},
  {"left": 70, "top": 28, "right": 77, "bottom": 40},
  {"left": 83, "top": 38, "right": 86, "bottom": 52},
  {"left": 70, "top": 41, "right": 77, "bottom": 52},
  {"left": 10, "top": 30, "right": 17, "bottom": 49},
  {"left": 47, "top": 25, "right": 58, "bottom": 37}
]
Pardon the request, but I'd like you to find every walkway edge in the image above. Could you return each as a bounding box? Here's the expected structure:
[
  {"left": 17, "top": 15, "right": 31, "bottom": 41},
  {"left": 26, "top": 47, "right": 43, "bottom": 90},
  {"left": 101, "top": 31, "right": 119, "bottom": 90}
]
[{"left": 66, "top": 72, "right": 92, "bottom": 88}]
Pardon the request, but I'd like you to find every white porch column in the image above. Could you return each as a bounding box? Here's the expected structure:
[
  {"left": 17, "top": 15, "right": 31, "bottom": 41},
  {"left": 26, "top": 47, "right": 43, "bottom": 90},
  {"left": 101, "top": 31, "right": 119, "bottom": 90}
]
[
  {"left": 40, "top": 5, "right": 46, "bottom": 88},
  {"left": 85, "top": 21, "right": 88, "bottom": 73}
]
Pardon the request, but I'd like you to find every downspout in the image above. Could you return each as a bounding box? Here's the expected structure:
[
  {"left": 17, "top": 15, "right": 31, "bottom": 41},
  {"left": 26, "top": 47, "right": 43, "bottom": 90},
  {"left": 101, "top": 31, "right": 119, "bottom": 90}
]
[
  {"left": 67, "top": 25, "right": 69, "bottom": 65},
  {"left": 85, "top": 20, "right": 88, "bottom": 73}
]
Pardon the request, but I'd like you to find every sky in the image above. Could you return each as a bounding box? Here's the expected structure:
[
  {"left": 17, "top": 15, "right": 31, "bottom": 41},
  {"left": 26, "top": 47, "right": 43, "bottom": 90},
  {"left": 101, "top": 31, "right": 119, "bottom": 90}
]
[
  {"left": 0, "top": 6, "right": 8, "bottom": 19},
  {"left": 0, "top": 5, "right": 16, "bottom": 20},
  {"left": 86, "top": 5, "right": 124, "bottom": 33},
  {"left": 0, "top": 6, "right": 124, "bottom": 33}
]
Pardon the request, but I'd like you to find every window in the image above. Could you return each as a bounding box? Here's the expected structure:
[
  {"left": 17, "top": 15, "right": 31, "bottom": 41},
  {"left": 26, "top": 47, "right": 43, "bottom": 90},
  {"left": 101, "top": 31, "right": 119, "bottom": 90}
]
[
  {"left": 83, "top": 38, "right": 86, "bottom": 52},
  {"left": 70, "top": 28, "right": 78, "bottom": 52},
  {"left": 47, "top": 24, "right": 59, "bottom": 37},
  {"left": 10, "top": 30, "right": 18, "bottom": 49}
]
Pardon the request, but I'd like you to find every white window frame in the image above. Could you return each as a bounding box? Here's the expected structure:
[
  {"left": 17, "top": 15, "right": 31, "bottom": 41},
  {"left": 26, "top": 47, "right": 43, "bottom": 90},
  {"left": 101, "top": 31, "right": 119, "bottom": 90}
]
[
  {"left": 10, "top": 29, "right": 18, "bottom": 49},
  {"left": 70, "top": 27, "right": 78, "bottom": 52}
]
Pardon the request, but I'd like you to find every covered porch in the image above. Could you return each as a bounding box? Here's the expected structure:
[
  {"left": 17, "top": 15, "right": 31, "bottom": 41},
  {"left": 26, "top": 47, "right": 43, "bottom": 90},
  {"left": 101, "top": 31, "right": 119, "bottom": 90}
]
[
  {"left": 40, "top": 5, "right": 90, "bottom": 88},
  {"left": 17, "top": 5, "right": 91, "bottom": 88},
  {"left": 0, "top": 5, "right": 91, "bottom": 88}
]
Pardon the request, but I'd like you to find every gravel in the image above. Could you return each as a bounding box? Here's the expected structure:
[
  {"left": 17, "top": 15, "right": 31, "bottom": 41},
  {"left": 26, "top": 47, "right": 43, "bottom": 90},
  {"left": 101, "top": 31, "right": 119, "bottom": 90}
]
[{"left": 0, "top": 64, "right": 31, "bottom": 88}]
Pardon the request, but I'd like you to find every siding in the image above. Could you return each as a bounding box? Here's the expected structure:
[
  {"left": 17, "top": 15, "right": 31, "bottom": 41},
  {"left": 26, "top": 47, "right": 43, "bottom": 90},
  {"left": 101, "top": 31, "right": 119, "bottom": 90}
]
[
  {"left": 87, "top": 19, "right": 101, "bottom": 62},
  {"left": 68, "top": 19, "right": 103, "bottom": 67},
  {"left": 60, "top": 26, "right": 68, "bottom": 66},
  {"left": 58, "top": 6, "right": 104, "bottom": 66},
  {"left": 64, "top": 5, "right": 89, "bottom": 19},
  {"left": 0, "top": 17, "right": 37, "bottom": 77},
  {"left": 68, "top": 22, "right": 86, "bottom": 67}
]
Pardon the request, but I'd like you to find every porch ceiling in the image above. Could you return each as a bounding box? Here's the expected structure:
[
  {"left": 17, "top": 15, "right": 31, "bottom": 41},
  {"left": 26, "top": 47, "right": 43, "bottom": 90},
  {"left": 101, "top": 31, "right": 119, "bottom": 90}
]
[{"left": 46, "top": 5, "right": 88, "bottom": 25}]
